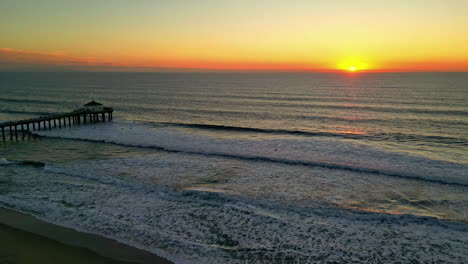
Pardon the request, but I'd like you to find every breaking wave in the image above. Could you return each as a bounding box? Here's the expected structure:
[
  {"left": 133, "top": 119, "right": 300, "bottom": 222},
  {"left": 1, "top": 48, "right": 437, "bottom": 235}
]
[
  {"left": 159, "top": 122, "right": 467, "bottom": 145},
  {"left": 32, "top": 121, "right": 468, "bottom": 187}
]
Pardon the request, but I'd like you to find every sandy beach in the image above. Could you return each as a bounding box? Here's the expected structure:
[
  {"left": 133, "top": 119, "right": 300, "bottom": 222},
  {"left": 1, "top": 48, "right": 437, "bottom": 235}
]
[{"left": 0, "top": 207, "right": 173, "bottom": 264}]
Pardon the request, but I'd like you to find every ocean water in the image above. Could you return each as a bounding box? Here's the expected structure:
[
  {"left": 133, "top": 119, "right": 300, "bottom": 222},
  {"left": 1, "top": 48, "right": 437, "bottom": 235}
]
[{"left": 0, "top": 72, "right": 467, "bottom": 263}]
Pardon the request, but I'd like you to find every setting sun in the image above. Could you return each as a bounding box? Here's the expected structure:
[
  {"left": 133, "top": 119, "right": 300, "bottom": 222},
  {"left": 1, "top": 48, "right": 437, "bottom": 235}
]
[{"left": 338, "top": 59, "right": 370, "bottom": 72}]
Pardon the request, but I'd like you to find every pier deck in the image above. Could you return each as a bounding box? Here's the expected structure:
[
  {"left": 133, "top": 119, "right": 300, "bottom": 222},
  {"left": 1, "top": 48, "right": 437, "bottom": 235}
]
[{"left": 0, "top": 107, "right": 113, "bottom": 141}]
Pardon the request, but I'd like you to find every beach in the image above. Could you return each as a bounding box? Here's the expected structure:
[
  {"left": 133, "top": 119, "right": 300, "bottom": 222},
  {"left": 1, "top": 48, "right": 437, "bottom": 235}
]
[{"left": 0, "top": 208, "right": 172, "bottom": 264}]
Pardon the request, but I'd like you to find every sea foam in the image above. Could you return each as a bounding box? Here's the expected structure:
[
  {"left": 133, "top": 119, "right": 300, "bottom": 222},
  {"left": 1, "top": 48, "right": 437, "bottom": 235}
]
[
  {"left": 0, "top": 165, "right": 467, "bottom": 264},
  {"left": 33, "top": 121, "right": 468, "bottom": 186}
]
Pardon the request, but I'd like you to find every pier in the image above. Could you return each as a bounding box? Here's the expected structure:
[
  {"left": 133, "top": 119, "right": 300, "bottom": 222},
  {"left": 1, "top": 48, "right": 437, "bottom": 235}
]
[{"left": 0, "top": 101, "right": 113, "bottom": 141}]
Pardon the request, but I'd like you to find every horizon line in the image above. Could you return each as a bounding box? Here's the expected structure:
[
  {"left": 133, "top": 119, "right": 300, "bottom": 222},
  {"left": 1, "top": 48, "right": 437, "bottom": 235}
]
[{"left": 1, "top": 70, "right": 468, "bottom": 73}]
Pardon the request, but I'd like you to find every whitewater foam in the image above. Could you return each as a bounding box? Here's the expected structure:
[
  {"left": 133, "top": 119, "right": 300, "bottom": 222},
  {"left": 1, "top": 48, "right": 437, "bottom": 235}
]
[
  {"left": 0, "top": 165, "right": 467, "bottom": 264},
  {"left": 40, "top": 151, "right": 468, "bottom": 221},
  {"left": 32, "top": 121, "right": 468, "bottom": 186},
  {"left": 0, "top": 158, "right": 14, "bottom": 165}
]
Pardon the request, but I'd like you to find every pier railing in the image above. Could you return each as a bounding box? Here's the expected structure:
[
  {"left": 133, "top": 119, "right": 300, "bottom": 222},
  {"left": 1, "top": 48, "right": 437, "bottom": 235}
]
[{"left": 0, "top": 107, "right": 113, "bottom": 141}]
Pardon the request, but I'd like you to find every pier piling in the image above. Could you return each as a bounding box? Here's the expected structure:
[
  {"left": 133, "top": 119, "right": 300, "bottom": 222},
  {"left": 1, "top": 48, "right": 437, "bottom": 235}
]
[{"left": 0, "top": 107, "right": 113, "bottom": 141}]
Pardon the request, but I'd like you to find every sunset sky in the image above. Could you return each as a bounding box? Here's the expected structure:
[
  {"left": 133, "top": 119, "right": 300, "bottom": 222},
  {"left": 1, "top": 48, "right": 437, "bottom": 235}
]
[{"left": 1, "top": 0, "right": 467, "bottom": 72}]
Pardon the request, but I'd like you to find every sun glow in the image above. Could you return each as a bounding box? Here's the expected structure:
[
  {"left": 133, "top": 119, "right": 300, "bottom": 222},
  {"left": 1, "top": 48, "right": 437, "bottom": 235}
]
[
  {"left": 338, "top": 59, "right": 369, "bottom": 72},
  {"left": 2, "top": 2, "right": 468, "bottom": 72}
]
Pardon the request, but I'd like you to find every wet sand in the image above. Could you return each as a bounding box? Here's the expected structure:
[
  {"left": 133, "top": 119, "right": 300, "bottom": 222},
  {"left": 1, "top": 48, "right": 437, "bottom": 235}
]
[{"left": 0, "top": 208, "right": 173, "bottom": 264}]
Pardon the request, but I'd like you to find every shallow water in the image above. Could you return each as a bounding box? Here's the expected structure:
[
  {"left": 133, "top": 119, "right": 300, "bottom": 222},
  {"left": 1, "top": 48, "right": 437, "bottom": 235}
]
[{"left": 1, "top": 72, "right": 467, "bottom": 263}]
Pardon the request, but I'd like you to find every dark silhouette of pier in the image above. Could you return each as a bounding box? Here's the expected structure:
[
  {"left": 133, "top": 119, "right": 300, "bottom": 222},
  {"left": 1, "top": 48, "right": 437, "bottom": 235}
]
[{"left": 0, "top": 101, "right": 113, "bottom": 141}]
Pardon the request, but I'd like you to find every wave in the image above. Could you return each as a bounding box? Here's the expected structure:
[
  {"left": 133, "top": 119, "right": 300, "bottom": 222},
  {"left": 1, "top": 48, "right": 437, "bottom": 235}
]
[
  {"left": 96, "top": 88, "right": 465, "bottom": 108},
  {"left": 8, "top": 143, "right": 465, "bottom": 224},
  {"left": 150, "top": 99, "right": 468, "bottom": 116},
  {"left": 1, "top": 163, "right": 467, "bottom": 264},
  {"left": 0, "top": 158, "right": 46, "bottom": 167},
  {"left": 32, "top": 122, "right": 468, "bottom": 187},
  {"left": 0, "top": 158, "right": 14, "bottom": 165},
  {"left": 44, "top": 138, "right": 468, "bottom": 187},
  {"left": 0, "top": 109, "right": 54, "bottom": 116},
  {"left": 126, "top": 104, "right": 468, "bottom": 120},
  {"left": 0, "top": 98, "right": 64, "bottom": 105},
  {"left": 116, "top": 91, "right": 466, "bottom": 112},
  {"left": 159, "top": 122, "right": 467, "bottom": 145}
]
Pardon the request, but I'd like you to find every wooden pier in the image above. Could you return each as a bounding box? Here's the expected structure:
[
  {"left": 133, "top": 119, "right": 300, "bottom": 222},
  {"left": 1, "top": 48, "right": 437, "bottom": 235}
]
[{"left": 0, "top": 107, "right": 113, "bottom": 141}]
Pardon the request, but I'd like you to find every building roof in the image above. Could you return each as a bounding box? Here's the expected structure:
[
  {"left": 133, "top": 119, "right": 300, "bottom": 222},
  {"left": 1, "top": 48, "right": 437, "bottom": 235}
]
[{"left": 83, "top": 101, "right": 103, "bottom": 107}]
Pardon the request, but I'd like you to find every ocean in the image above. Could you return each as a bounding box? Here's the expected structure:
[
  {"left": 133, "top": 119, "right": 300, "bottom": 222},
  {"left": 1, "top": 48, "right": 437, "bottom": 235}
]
[{"left": 0, "top": 72, "right": 467, "bottom": 263}]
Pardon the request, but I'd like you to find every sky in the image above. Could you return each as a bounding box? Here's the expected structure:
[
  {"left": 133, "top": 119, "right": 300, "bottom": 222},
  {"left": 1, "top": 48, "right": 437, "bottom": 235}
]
[{"left": 1, "top": 0, "right": 467, "bottom": 72}]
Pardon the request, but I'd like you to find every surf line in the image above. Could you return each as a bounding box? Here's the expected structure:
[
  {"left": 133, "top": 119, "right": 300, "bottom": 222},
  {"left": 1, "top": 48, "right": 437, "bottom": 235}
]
[{"left": 0, "top": 100, "right": 113, "bottom": 141}]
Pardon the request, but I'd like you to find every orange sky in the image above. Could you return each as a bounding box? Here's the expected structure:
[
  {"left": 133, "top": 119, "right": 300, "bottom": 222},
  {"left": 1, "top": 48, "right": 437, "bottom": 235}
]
[{"left": 1, "top": 0, "right": 468, "bottom": 72}]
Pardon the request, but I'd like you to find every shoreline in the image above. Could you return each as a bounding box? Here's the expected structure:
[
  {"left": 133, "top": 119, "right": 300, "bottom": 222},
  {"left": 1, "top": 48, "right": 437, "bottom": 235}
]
[{"left": 0, "top": 207, "right": 174, "bottom": 264}]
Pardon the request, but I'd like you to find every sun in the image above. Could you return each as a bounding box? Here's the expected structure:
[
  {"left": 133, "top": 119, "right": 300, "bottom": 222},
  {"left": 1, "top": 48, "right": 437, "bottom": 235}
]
[{"left": 337, "top": 59, "right": 369, "bottom": 72}]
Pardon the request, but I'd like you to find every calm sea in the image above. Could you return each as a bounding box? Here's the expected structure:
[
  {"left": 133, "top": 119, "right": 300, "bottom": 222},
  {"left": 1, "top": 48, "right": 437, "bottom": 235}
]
[{"left": 1, "top": 72, "right": 467, "bottom": 263}]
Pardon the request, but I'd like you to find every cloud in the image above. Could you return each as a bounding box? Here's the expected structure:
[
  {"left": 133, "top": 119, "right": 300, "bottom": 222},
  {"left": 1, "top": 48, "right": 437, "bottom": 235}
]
[
  {"left": 3, "top": 48, "right": 466, "bottom": 72},
  {"left": 0, "top": 48, "right": 232, "bottom": 72},
  {"left": 0, "top": 48, "right": 314, "bottom": 72},
  {"left": 0, "top": 48, "right": 99, "bottom": 70}
]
